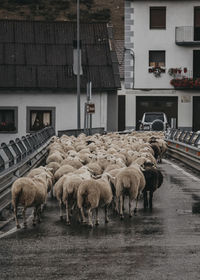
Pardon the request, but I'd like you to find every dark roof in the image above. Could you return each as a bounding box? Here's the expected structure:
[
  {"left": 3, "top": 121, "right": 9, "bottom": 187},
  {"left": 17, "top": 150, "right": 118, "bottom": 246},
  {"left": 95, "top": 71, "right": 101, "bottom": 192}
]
[{"left": 0, "top": 20, "right": 120, "bottom": 91}]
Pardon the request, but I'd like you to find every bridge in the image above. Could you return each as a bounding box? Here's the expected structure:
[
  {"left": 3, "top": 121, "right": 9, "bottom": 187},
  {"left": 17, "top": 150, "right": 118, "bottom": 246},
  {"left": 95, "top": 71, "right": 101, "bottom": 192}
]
[{"left": 0, "top": 128, "right": 200, "bottom": 280}]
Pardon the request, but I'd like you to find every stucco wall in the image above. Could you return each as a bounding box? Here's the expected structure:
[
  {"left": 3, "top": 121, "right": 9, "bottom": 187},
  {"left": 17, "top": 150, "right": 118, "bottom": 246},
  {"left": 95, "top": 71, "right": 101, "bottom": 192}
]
[
  {"left": 126, "top": 89, "right": 200, "bottom": 130},
  {"left": 125, "top": 0, "right": 200, "bottom": 130},
  {"left": 0, "top": 91, "right": 107, "bottom": 143},
  {"left": 132, "top": 0, "right": 200, "bottom": 89}
]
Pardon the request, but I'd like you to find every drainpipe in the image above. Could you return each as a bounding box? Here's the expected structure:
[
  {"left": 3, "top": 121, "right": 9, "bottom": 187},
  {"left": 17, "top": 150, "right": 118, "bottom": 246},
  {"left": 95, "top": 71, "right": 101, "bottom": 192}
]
[{"left": 124, "top": 47, "right": 135, "bottom": 89}]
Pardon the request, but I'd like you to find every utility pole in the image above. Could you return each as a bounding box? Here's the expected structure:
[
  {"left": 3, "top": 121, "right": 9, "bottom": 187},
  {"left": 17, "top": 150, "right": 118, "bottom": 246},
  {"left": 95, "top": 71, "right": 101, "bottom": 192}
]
[{"left": 77, "top": 0, "right": 81, "bottom": 129}]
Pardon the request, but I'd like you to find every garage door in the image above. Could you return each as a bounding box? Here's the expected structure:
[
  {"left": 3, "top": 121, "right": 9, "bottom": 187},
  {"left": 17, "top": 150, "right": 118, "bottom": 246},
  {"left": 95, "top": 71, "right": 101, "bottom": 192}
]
[
  {"left": 136, "top": 96, "right": 178, "bottom": 130},
  {"left": 193, "top": 96, "right": 200, "bottom": 131}
]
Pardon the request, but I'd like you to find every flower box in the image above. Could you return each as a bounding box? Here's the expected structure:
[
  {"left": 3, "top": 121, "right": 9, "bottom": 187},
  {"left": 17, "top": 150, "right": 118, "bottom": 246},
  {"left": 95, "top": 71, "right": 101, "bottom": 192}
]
[
  {"left": 148, "top": 67, "right": 165, "bottom": 77},
  {"left": 170, "top": 78, "right": 200, "bottom": 89}
]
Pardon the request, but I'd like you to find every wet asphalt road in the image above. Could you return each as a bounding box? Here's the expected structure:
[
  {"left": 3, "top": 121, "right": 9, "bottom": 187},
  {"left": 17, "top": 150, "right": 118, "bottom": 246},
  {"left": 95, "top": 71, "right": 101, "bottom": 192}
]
[{"left": 1, "top": 159, "right": 200, "bottom": 280}]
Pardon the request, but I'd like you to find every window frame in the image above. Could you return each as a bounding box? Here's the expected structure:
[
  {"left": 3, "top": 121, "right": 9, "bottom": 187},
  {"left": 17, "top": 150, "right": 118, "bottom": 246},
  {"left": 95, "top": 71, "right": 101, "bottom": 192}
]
[
  {"left": 149, "top": 50, "right": 166, "bottom": 68},
  {"left": 26, "top": 106, "right": 55, "bottom": 133},
  {"left": 150, "top": 7, "right": 166, "bottom": 30},
  {"left": 0, "top": 106, "right": 18, "bottom": 134}
]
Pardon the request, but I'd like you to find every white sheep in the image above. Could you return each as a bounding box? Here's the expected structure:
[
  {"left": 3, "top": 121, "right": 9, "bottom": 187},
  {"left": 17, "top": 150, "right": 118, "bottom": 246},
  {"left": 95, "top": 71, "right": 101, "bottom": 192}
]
[
  {"left": 77, "top": 174, "right": 112, "bottom": 227},
  {"left": 86, "top": 162, "right": 103, "bottom": 176},
  {"left": 54, "top": 164, "right": 76, "bottom": 181},
  {"left": 60, "top": 158, "right": 83, "bottom": 169},
  {"left": 62, "top": 175, "right": 83, "bottom": 224},
  {"left": 73, "top": 166, "right": 92, "bottom": 180},
  {"left": 104, "top": 163, "right": 123, "bottom": 172},
  {"left": 46, "top": 151, "right": 65, "bottom": 164},
  {"left": 27, "top": 166, "right": 54, "bottom": 200},
  {"left": 114, "top": 165, "right": 145, "bottom": 219},
  {"left": 47, "top": 162, "right": 61, "bottom": 174},
  {"left": 11, "top": 173, "right": 51, "bottom": 228}
]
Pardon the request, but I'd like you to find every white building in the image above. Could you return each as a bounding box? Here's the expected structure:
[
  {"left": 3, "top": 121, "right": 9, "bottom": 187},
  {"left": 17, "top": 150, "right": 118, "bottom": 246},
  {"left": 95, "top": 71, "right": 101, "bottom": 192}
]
[
  {"left": 125, "top": 0, "right": 200, "bottom": 131},
  {"left": 0, "top": 20, "right": 120, "bottom": 143}
]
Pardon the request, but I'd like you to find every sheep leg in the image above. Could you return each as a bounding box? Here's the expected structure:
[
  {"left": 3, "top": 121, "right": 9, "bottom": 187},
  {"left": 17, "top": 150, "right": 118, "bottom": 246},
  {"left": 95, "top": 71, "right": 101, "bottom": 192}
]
[
  {"left": 120, "top": 195, "right": 124, "bottom": 220},
  {"left": 105, "top": 205, "right": 109, "bottom": 223},
  {"left": 22, "top": 207, "right": 27, "bottom": 228},
  {"left": 80, "top": 207, "right": 87, "bottom": 224},
  {"left": 51, "top": 187, "right": 54, "bottom": 198},
  {"left": 14, "top": 205, "right": 21, "bottom": 229},
  {"left": 95, "top": 208, "right": 99, "bottom": 225},
  {"left": 87, "top": 208, "right": 93, "bottom": 228},
  {"left": 71, "top": 202, "right": 77, "bottom": 216},
  {"left": 134, "top": 194, "right": 139, "bottom": 215},
  {"left": 65, "top": 200, "right": 70, "bottom": 225},
  {"left": 149, "top": 191, "right": 153, "bottom": 209},
  {"left": 59, "top": 199, "right": 63, "bottom": 220},
  {"left": 32, "top": 208, "right": 37, "bottom": 226},
  {"left": 122, "top": 195, "right": 125, "bottom": 212},
  {"left": 129, "top": 197, "right": 132, "bottom": 217},
  {"left": 36, "top": 206, "right": 42, "bottom": 223},
  {"left": 115, "top": 198, "right": 119, "bottom": 213},
  {"left": 43, "top": 195, "right": 47, "bottom": 209},
  {"left": 143, "top": 191, "right": 148, "bottom": 209}
]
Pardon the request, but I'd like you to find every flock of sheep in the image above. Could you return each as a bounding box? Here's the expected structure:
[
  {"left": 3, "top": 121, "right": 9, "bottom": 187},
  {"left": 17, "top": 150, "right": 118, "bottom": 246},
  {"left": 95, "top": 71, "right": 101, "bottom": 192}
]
[{"left": 11, "top": 131, "right": 167, "bottom": 228}]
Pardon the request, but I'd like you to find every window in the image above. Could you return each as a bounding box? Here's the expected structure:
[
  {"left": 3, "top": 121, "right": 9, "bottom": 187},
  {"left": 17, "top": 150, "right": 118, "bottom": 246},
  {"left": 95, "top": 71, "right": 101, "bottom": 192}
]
[
  {"left": 144, "top": 113, "right": 164, "bottom": 122},
  {"left": 0, "top": 107, "right": 18, "bottom": 133},
  {"left": 149, "top": 51, "right": 165, "bottom": 67},
  {"left": 194, "top": 7, "right": 200, "bottom": 41},
  {"left": 27, "top": 107, "right": 55, "bottom": 132},
  {"left": 150, "top": 7, "right": 166, "bottom": 29}
]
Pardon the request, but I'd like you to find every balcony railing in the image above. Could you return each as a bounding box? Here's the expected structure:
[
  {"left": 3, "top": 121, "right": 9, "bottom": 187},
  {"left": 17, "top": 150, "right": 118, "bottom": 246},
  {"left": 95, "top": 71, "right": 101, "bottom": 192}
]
[{"left": 175, "top": 26, "right": 200, "bottom": 45}]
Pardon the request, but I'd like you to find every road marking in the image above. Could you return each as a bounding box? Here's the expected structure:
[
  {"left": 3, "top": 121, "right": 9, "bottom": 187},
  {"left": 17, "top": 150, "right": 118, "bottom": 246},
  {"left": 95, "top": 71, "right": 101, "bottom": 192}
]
[
  {"left": 0, "top": 215, "right": 33, "bottom": 239},
  {"left": 163, "top": 159, "right": 200, "bottom": 182},
  {"left": 0, "top": 227, "right": 18, "bottom": 239}
]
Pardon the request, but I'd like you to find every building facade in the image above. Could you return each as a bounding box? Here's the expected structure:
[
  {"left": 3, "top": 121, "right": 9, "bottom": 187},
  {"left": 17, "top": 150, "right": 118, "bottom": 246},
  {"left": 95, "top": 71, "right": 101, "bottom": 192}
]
[
  {"left": 0, "top": 20, "right": 120, "bottom": 143},
  {"left": 125, "top": 0, "right": 200, "bottom": 131}
]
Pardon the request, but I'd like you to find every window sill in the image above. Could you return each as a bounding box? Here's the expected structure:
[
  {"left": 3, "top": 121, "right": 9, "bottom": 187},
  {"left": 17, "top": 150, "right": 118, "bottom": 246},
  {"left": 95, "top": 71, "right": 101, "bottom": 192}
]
[{"left": 150, "top": 27, "right": 166, "bottom": 30}]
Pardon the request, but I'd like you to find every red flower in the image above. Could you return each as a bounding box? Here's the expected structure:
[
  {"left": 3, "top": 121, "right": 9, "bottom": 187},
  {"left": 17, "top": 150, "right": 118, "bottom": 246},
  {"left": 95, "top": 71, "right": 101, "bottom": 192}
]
[{"left": 170, "top": 78, "right": 200, "bottom": 88}]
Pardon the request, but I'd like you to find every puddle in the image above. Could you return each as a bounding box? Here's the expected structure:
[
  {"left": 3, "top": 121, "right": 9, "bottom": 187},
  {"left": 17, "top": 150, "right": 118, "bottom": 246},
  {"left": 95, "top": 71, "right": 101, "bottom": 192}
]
[{"left": 192, "top": 202, "right": 200, "bottom": 214}]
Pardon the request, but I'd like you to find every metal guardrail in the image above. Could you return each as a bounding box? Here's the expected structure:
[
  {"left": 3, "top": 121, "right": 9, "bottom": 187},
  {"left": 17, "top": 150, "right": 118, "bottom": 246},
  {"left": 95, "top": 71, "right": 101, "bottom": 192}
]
[
  {"left": 58, "top": 127, "right": 105, "bottom": 137},
  {"left": 165, "top": 129, "right": 200, "bottom": 172},
  {"left": 0, "top": 127, "right": 55, "bottom": 215}
]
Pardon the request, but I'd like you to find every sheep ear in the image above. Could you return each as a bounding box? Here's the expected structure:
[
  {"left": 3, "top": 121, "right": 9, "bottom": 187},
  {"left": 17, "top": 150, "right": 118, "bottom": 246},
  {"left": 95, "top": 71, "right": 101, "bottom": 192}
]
[
  {"left": 87, "top": 167, "right": 94, "bottom": 174},
  {"left": 91, "top": 174, "right": 101, "bottom": 179},
  {"left": 139, "top": 166, "right": 145, "bottom": 171},
  {"left": 34, "top": 174, "right": 43, "bottom": 179},
  {"left": 105, "top": 172, "right": 115, "bottom": 182},
  {"left": 46, "top": 167, "right": 54, "bottom": 172},
  {"left": 45, "top": 173, "right": 53, "bottom": 179}
]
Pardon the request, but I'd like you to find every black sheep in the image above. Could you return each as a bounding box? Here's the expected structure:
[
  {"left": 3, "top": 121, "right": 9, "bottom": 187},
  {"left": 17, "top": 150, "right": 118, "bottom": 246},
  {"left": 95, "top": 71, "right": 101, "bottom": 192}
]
[
  {"left": 142, "top": 163, "right": 163, "bottom": 209},
  {"left": 149, "top": 137, "right": 162, "bottom": 163}
]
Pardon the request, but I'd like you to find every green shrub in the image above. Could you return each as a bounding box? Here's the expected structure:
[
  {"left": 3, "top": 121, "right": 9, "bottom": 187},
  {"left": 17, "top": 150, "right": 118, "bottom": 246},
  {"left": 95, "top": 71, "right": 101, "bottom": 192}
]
[
  {"left": 67, "top": 13, "right": 76, "bottom": 21},
  {"left": 53, "top": 0, "right": 70, "bottom": 10},
  {"left": 14, "top": 0, "right": 40, "bottom": 5}
]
